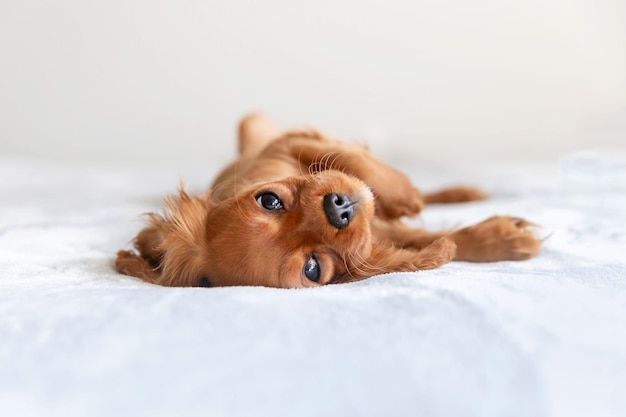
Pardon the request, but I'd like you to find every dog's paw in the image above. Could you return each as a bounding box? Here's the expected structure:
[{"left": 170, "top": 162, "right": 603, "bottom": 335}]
[
  {"left": 374, "top": 184, "right": 424, "bottom": 219},
  {"left": 452, "top": 216, "right": 541, "bottom": 262},
  {"left": 115, "top": 250, "right": 161, "bottom": 282},
  {"left": 414, "top": 237, "right": 457, "bottom": 270}
]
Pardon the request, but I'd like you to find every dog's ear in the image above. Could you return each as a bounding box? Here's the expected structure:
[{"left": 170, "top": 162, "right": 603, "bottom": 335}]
[
  {"left": 238, "top": 113, "right": 283, "bottom": 157},
  {"left": 116, "top": 188, "right": 214, "bottom": 287}
]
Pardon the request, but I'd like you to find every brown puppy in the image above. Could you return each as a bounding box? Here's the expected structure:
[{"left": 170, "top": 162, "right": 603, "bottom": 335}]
[{"left": 116, "top": 115, "right": 541, "bottom": 288}]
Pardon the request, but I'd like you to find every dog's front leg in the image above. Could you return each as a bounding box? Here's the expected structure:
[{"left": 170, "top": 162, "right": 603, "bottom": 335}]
[
  {"left": 340, "top": 237, "right": 457, "bottom": 282},
  {"left": 375, "top": 217, "right": 541, "bottom": 262}
]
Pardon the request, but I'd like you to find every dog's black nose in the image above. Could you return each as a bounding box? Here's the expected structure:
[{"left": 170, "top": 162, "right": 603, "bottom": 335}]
[{"left": 323, "top": 193, "right": 356, "bottom": 229}]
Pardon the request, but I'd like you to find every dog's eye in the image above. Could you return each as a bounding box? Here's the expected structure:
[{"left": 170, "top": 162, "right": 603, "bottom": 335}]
[
  {"left": 256, "top": 192, "right": 283, "bottom": 211},
  {"left": 304, "top": 256, "right": 321, "bottom": 282}
]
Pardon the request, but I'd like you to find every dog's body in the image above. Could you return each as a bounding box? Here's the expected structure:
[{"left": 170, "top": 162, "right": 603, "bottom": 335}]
[{"left": 116, "top": 115, "right": 541, "bottom": 288}]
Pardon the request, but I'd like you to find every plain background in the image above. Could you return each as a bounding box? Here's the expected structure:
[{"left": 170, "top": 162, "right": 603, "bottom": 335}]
[{"left": 1, "top": 0, "right": 625, "bottom": 168}]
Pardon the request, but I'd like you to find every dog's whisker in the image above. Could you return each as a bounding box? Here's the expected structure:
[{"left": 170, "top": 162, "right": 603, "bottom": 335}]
[
  {"left": 346, "top": 250, "right": 381, "bottom": 279},
  {"left": 328, "top": 152, "right": 343, "bottom": 173}
]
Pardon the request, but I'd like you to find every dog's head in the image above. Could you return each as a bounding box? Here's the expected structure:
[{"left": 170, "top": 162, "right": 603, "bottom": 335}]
[{"left": 117, "top": 171, "right": 375, "bottom": 288}]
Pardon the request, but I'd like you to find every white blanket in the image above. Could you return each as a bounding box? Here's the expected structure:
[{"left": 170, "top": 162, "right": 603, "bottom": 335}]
[{"left": 1, "top": 152, "right": 625, "bottom": 417}]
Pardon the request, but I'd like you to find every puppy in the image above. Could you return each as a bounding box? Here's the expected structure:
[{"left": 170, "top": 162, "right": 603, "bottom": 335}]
[{"left": 116, "top": 114, "right": 541, "bottom": 288}]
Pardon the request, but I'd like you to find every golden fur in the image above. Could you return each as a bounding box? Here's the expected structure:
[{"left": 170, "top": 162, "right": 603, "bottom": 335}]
[{"left": 116, "top": 114, "right": 541, "bottom": 288}]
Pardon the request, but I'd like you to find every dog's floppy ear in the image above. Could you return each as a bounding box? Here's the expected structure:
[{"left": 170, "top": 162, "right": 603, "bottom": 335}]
[
  {"left": 116, "top": 188, "right": 213, "bottom": 287},
  {"left": 238, "top": 113, "right": 283, "bottom": 157}
]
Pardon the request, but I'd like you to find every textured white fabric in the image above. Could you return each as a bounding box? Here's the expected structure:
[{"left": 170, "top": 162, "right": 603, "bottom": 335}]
[{"left": 1, "top": 152, "right": 625, "bottom": 417}]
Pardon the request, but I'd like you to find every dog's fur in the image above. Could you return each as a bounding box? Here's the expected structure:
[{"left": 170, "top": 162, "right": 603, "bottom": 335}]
[{"left": 116, "top": 114, "right": 541, "bottom": 288}]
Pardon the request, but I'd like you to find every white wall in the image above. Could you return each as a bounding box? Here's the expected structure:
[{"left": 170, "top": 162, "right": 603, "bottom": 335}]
[{"left": 1, "top": 0, "right": 625, "bottom": 167}]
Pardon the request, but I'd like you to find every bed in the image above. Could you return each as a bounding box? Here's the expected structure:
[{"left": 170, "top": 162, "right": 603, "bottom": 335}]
[{"left": 1, "top": 151, "right": 624, "bottom": 417}]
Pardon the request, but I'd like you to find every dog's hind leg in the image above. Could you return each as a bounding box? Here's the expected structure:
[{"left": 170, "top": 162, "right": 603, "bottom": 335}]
[
  {"left": 238, "top": 113, "right": 283, "bottom": 158},
  {"left": 423, "top": 186, "right": 488, "bottom": 204}
]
